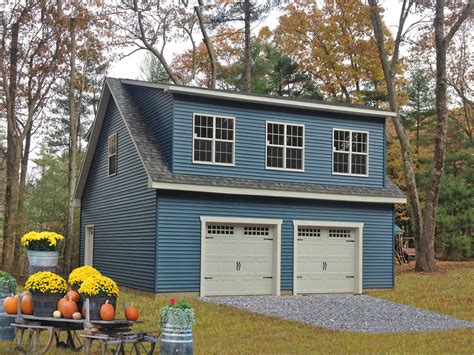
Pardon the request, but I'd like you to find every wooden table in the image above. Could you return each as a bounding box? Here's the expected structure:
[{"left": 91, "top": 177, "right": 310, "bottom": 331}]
[{"left": 1, "top": 296, "right": 160, "bottom": 354}]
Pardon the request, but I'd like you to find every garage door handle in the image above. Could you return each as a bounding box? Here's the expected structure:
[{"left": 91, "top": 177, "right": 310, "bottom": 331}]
[
  {"left": 204, "top": 277, "right": 213, "bottom": 280},
  {"left": 346, "top": 276, "right": 354, "bottom": 278},
  {"left": 346, "top": 240, "right": 355, "bottom": 243},
  {"left": 297, "top": 276, "right": 303, "bottom": 279},
  {"left": 262, "top": 276, "right": 272, "bottom": 279},
  {"left": 264, "top": 238, "right": 273, "bottom": 241},
  {"left": 236, "top": 261, "right": 241, "bottom": 271}
]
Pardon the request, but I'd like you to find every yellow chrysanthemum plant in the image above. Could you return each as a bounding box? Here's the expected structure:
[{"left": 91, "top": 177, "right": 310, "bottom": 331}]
[
  {"left": 21, "top": 231, "right": 64, "bottom": 251},
  {"left": 25, "top": 271, "right": 68, "bottom": 295},
  {"left": 68, "top": 266, "right": 102, "bottom": 291},
  {"left": 78, "top": 275, "right": 119, "bottom": 298}
]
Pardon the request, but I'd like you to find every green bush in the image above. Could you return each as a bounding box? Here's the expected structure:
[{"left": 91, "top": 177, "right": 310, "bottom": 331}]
[{"left": 0, "top": 271, "right": 17, "bottom": 294}]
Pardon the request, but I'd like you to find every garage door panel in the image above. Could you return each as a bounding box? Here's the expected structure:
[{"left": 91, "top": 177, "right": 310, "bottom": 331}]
[
  {"left": 203, "top": 222, "right": 276, "bottom": 296},
  {"left": 296, "top": 225, "right": 357, "bottom": 294}
]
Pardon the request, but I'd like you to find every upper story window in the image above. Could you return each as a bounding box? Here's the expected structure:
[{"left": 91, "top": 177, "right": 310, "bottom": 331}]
[
  {"left": 108, "top": 133, "right": 117, "bottom": 176},
  {"left": 266, "top": 122, "right": 304, "bottom": 171},
  {"left": 333, "top": 129, "right": 368, "bottom": 176},
  {"left": 193, "top": 114, "right": 235, "bottom": 165}
]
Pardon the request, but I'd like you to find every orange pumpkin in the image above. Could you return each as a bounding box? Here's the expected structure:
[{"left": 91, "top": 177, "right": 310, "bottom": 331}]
[
  {"left": 61, "top": 297, "right": 78, "bottom": 319},
  {"left": 21, "top": 294, "right": 33, "bottom": 315},
  {"left": 66, "top": 290, "right": 80, "bottom": 303},
  {"left": 125, "top": 305, "right": 139, "bottom": 321},
  {"left": 58, "top": 297, "right": 68, "bottom": 314},
  {"left": 3, "top": 295, "right": 18, "bottom": 314},
  {"left": 100, "top": 300, "right": 114, "bottom": 321}
]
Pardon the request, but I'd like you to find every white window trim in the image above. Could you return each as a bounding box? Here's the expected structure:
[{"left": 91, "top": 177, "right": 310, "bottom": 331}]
[
  {"left": 332, "top": 128, "right": 369, "bottom": 177},
  {"left": 84, "top": 225, "right": 94, "bottom": 266},
  {"left": 192, "top": 113, "right": 236, "bottom": 166},
  {"left": 200, "top": 216, "right": 282, "bottom": 297},
  {"left": 108, "top": 133, "right": 117, "bottom": 177},
  {"left": 292, "top": 220, "right": 363, "bottom": 295},
  {"left": 266, "top": 121, "right": 305, "bottom": 172}
]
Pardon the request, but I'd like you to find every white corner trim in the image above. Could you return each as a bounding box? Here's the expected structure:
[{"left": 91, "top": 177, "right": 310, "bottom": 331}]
[
  {"left": 292, "top": 220, "right": 364, "bottom": 295},
  {"left": 200, "top": 216, "right": 283, "bottom": 297},
  {"left": 120, "top": 79, "right": 396, "bottom": 118},
  {"left": 151, "top": 181, "right": 406, "bottom": 204}
]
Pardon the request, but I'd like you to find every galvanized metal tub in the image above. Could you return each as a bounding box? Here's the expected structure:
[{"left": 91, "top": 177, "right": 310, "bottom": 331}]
[
  {"left": 0, "top": 287, "right": 15, "bottom": 340},
  {"left": 27, "top": 250, "right": 58, "bottom": 275},
  {"left": 160, "top": 324, "right": 193, "bottom": 355}
]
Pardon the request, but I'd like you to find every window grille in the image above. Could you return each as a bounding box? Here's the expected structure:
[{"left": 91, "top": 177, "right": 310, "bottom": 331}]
[{"left": 298, "top": 228, "right": 321, "bottom": 237}]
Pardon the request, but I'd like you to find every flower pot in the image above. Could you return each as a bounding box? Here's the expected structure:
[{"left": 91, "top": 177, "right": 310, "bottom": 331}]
[
  {"left": 27, "top": 250, "right": 59, "bottom": 276},
  {"left": 160, "top": 324, "right": 194, "bottom": 355},
  {"left": 83, "top": 296, "right": 117, "bottom": 321},
  {"left": 32, "top": 293, "right": 64, "bottom": 317},
  {"left": 0, "top": 284, "right": 15, "bottom": 340}
]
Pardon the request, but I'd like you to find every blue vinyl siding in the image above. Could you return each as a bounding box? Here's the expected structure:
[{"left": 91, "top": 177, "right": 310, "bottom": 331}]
[
  {"left": 128, "top": 86, "right": 174, "bottom": 168},
  {"left": 172, "top": 95, "right": 385, "bottom": 187},
  {"left": 156, "top": 191, "right": 394, "bottom": 292},
  {"left": 79, "top": 99, "right": 157, "bottom": 292}
]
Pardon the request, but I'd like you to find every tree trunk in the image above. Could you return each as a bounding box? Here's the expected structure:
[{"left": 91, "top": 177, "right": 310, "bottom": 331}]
[
  {"left": 243, "top": 0, "right": 251, "bottom": 92},
  {"left": 196, "top": 1, "right": 217, "bottom": 89},
  {"left": 64, "top": 16, "right": 78, "bottom": 274},
  {"left": 368, "top": 0, "right": 423, "bottom": 260},
  {"left": 2, "top": 20, "right": 21, "bottom": 273},
  {"left": 2, "top": 134, "right": 21, "bottom": 274}
]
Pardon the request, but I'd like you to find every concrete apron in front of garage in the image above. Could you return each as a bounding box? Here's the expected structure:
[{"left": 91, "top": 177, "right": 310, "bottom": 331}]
[{"left": 201, "top": 294, "right": 474, "bottom": 333}]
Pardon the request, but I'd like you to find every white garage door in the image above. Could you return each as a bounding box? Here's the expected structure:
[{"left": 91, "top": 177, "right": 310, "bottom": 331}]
[
  {"left": 295, "top": 226, "right": 356, "bottom": 294},
  {"left": 203, "top": 223, "right": 275, "bottom": 296}
]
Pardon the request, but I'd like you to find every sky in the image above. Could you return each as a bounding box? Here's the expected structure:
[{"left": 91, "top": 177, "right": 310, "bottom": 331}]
[{"left": 108, "top": 1, "right": 411, "bottom": 80}]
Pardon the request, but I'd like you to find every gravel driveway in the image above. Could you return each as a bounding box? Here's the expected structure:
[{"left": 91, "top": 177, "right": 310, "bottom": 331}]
[{"left": 201, "top": 295, "right": 474, "bottom": 333}]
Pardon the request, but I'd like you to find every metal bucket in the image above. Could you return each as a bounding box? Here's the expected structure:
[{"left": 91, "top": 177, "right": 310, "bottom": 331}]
[
  {"left": 160, "top": 324, "right": 193, "bottom": 355},
  {"left": 0, "top": 288, "right": 15, "bottom": 340},
  {"left": 27, "top": 250, "right": 58, "bottom": 275}
]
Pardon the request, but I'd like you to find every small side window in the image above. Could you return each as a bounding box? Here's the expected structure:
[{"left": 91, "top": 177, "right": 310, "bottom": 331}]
[{"left": 108, "top": 133, "right": 117, "bottom": 176}]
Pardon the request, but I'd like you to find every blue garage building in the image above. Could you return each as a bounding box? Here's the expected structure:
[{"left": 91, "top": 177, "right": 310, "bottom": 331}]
[{"left": 75, "top": 78, "right": 405, "bottom": 295}]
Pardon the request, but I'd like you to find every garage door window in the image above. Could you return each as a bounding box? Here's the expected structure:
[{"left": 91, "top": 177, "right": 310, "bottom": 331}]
[
  {"left": 243, "top": 226, "right": 270, "bottom": 236},
  {"left": 298, "top": 227, "right": 321, "bottom": 237},
  {"left": 329, "top": 229, "right": 352, "bottom": 238},
  {"left": 207, "top": 225, "right": 234, "bottom": 236}
]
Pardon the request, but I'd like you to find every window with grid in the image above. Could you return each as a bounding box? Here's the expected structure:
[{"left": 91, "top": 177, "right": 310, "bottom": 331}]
[
  {"left": 108, "top": 133, "right": 117, "bottom": 176},
  {"left": 328, "top": 229, "right": 352, "bottom": 238},
  {"left": 333, "top": 129, "right": 368, "bottom": 176},
  {"left": 243, "top": 226, "right": 270, "bottom": 236},
  {"left": 266, "top": 122, "right": 304, "bottom": 170},
  {"left": 298, "top": 227, "right": 321, "bottom": 237},
  {"left": 193, "top": 114, "right": 234, "bottom": 165},
  {"left": 207, "top": 225, "right": 234, "bottom": 236}
]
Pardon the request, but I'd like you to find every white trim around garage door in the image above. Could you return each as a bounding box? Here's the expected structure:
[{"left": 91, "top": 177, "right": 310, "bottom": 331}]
[
  {"left": 293, "top": 220, "right": 364, "bottom": 295},
  {"left": 200, "top": 216, "right": 282, "bottom": 297}
]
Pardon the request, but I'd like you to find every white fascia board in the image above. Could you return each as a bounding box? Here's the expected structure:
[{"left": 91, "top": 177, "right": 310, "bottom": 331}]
[
  {"left": 120, "top": 79, "right": 396, "bottom": 118},
  {"left": 151, "top": 181, "right": 407, "bottom": 204}
]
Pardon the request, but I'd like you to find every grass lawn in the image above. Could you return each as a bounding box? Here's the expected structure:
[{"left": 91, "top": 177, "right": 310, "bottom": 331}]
[{"left": 1, "top": 261, "right": 472, "bottom": 354}]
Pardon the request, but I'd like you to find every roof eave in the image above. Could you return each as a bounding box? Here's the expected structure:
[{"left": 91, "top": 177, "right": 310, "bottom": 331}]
[
  {"left": 120, "top": 79, "right": 396, "bottom": 118},
  {"left": 150, "top": 180, "right": 406, "bottom": 204}
]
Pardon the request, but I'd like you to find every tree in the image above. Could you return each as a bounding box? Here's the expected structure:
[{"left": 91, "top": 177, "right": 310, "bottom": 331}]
[
  {"left": 114, "top": 0, "right": 198, "bottom": 85},
  {"left": 279, "top": 0, "right": 389, "bottom": 103},
  {"left": 139, "top": 52, "right": 170, "bottom": 83},
  {"left": 405, "top": 70, "right": 435, "bottom": 154},
  {"left": 0, "top": 1, "right": 66, "bottom": 273},
  {"left": 369, "top": 0, "right": 473, "bottom": 271},
  {"left": 206, "top": 0, "right": 279, "bottom": 92}
]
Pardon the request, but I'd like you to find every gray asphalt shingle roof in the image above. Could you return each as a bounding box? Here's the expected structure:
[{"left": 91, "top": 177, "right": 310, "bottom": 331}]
[{"left": 106, "top": 78, "right": 405, "bottom": 200}]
